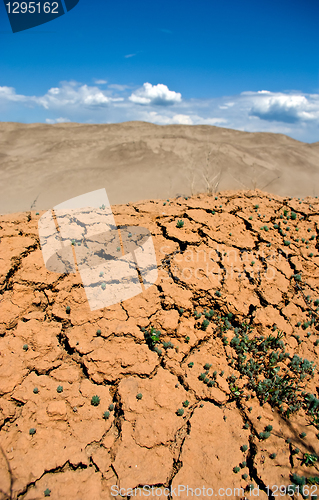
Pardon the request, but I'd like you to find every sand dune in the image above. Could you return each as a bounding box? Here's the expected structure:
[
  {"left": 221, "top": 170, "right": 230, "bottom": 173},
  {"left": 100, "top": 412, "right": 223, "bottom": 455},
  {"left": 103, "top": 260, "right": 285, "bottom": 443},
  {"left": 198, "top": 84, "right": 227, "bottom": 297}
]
[{"left": 0, "top": 121, "right": 318, "bottom": 214}]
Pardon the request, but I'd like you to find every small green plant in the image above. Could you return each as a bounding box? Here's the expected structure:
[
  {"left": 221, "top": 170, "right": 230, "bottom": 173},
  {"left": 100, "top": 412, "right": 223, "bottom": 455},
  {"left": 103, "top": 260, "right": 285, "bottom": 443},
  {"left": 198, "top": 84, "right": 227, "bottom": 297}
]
[
  {"left": 259, "top": 431, "right": 271, "bottom": 440},
  {"left": 57, "top": 385, "right": 63, "bottom": 393},
  {"left": 177, "top": 408, "right": 184, "bottom": 416},
  {"left": 188, "top": 361, "right": 194, "bottom": 368},
  {"left": 244, "top": 422, "right": 249, "bottom": 429},
  {"left": 302, "top": 453, "right": 318, "bottom": 467},
  {"left": 215, "top": 290, "right": 221, "bottom": 297},
  {"left": 201, "top": 319, "right": 210, "bottom": 330},
  {"left": 242, "top": 473, "right": 248, "bottom": 480},
  {"left": 176, "top": 220, "right": 184, "bottom": 228},
  {"left": 183, "top": 400, "right": 190, "bottom": 407},
  {"left": 136, "top": 393, "right": 143, "bottom": 400},
  {"left": 185, "top": 336, "right": 190, "bottom": 343},
  {"left": 204, "top": 363, "right": 212, "bottom": 370},
  {"left": 29, "top": 428, "right": 36, "bottom": 435},
  {"left": 270, "top": 453, "right": 276, "bottom": 459},
  {"left": 23, "top": 344, "right": 29, "bottom": 351},
  {"left": 91, "top": 395, "right": 100, "bottom": 406},
  {"left": 264, "top": 425, "right": 273, "bottom": 432},
  {"left": 109, "top": 403, "right": 114, "bottom": 411},
  {"left": 101, "top": 283, "right": 106, "bottom": 290},
  {"left": 103, "top": 411, "right": 110, "bottom": 419},
  {"left": 241, "top": 445, "right": 248, "bottom": 452},
  {"left": 233, "top": 466, "right": 240, "bottom": 473},
  {"left": 66, "top": 306, "right": 71, "bottom": 314},
  {"left": 300, "top": 432, "right": 307, "bottom": 439},
  {"left": 44, "top": 489, "right": 51, "bottom": 497},
  {"left": 96, "top": 329, "right": 102, "bottom": 336},
  {"left": 33, "top": 387, "right": 39, "bottom": 394}
]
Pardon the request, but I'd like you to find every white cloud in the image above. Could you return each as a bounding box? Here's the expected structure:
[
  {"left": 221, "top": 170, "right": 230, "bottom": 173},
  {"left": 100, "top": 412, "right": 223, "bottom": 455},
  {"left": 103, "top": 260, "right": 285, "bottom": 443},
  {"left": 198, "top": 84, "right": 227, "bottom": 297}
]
[
  {"left": 35, "top": 82, "right": 124, "bottom": 110},
  {"left": 124, "top": 54, "right": 136, "bottom": 58},
  {"left": 45, "top": 117, "right": 71, "bottom": 124},
  {"left": 129, "top": 82, "right": 182, "bottom": 106},
  {"left": 248, "top": 93, "right": 319, "bottom": 123},
  {"left": 0, "top": 86, "right": 28, "bottom": 102},
  {"left": 94, "top": 79, "right": 108, "bottom": 84}
]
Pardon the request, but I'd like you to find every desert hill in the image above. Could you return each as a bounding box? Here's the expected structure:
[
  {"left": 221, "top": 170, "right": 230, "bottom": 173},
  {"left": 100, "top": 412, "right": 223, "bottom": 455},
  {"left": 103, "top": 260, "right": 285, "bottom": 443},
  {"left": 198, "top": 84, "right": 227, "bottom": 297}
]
[{"left": 0, "top": 121, "right": 319, "bottom": 214}]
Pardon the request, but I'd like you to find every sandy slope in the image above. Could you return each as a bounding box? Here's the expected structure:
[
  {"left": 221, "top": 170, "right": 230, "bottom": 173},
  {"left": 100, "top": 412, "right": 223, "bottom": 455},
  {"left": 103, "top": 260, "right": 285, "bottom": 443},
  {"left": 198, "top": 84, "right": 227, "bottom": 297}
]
[
  {"left": 0, "top": 189, "right": 318, "bottom": 499},
  {"left": 0, "top": 121, "right": 318, "bottom": 214}
]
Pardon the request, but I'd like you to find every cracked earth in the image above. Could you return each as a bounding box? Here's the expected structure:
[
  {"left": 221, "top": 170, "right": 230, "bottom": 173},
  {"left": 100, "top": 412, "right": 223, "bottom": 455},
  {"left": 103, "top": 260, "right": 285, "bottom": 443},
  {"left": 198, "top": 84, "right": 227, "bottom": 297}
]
[{"left": 0, "top": 188, "right": 319, "bottom": 500}]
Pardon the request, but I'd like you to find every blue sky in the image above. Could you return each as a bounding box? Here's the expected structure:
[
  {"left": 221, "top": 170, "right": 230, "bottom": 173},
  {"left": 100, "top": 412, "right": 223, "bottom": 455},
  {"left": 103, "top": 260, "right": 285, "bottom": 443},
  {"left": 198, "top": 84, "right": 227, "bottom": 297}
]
[{"left": 0, "top": 0, "right": 318, "bottom": 142}]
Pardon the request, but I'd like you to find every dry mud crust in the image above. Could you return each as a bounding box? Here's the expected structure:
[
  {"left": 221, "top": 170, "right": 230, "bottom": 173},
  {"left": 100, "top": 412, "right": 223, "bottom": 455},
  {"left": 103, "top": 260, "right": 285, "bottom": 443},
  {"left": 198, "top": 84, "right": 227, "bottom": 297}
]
[{"left": 0, "top": 189, "right": 319, "bottom": 499}]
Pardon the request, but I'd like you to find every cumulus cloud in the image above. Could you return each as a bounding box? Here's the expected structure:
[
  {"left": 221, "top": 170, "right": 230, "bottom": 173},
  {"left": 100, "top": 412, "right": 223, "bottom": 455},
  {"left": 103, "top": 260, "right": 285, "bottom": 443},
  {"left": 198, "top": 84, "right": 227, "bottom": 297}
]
[
  {"left": 249, "top": 93, "right": 319, "bottom": 124},
  {"left": 45, "top": 117, "right": 71, "bottom": 124},
  {"left": 0, "top": 86, "right": 29, "bottom": 102},
  {"left": 35, "top": 82, "right": 124, "bottom": 109},
  {"left": 129, "top": 82, "right": 182, "bottom": 106},
  {"left": 94, "top": 79, "right": 108, "bottom": 84}
]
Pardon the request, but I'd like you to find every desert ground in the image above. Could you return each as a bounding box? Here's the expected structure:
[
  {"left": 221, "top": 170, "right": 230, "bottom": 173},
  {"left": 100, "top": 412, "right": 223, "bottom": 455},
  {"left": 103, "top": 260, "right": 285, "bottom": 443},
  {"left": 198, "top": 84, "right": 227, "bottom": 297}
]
[
  {"left": 0, "top": 186, "right": 318, "bottom": 499},
  {"left": 0, "top": 122, "right": 319, "bottom": 499},
  {"left": 0, "top": 121, "right": 319, "bottom": 215}
]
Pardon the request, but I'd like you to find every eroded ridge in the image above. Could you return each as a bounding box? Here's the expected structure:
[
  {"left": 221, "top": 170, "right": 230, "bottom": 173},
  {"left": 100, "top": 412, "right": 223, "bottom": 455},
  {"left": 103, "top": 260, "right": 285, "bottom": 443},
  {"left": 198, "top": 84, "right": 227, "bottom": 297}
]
[{"left": 0, "top": 188, "right": 318, "bottom": 500}]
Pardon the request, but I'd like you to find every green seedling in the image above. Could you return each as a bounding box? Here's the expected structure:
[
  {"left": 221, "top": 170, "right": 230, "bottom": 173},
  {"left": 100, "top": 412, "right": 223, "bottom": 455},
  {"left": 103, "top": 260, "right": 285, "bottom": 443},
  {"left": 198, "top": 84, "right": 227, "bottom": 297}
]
[
  {"left": 23, "top": 344, "right": 28, "bottom": 351},
  {"left": 182, "top": 400, "right": 190, "bottom": 407},
  {"left": 91, "top": 395, "right": 100, "bottom": 406},
  {"left": 201, "top": 319, "right": 210, "bottom": 330},
  {"left": 302, "top": 453, "right": 318, "bottom": 467},
  {"left": 66, "top": 306, "right": 71, "bottom": 314},
  {"left": 136, "top": 393, "right": 143, "bottom": 400},
  {"left": 33, "top": 387, "right": 39, "bottom": 394},
  {"left": 29, "top": 428, "right": 36, "bottom": 435},
  {"left": 103, "top": 411, "right": 110, "bottom": 419},
  {"left": 109, "top": 403, "right": 114, "bottom": 411},
  {"left": 176, "top": 408, "right": 184, "bottom": 416},
  {"left": 176, "top": 220, "right": 184, "bottom": 228},
  {"left": 57, "top": 385, "right": 63, "bottom": 393},
  {"left": 44, "top": 489, "right": 51, "bottom": 497}
]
